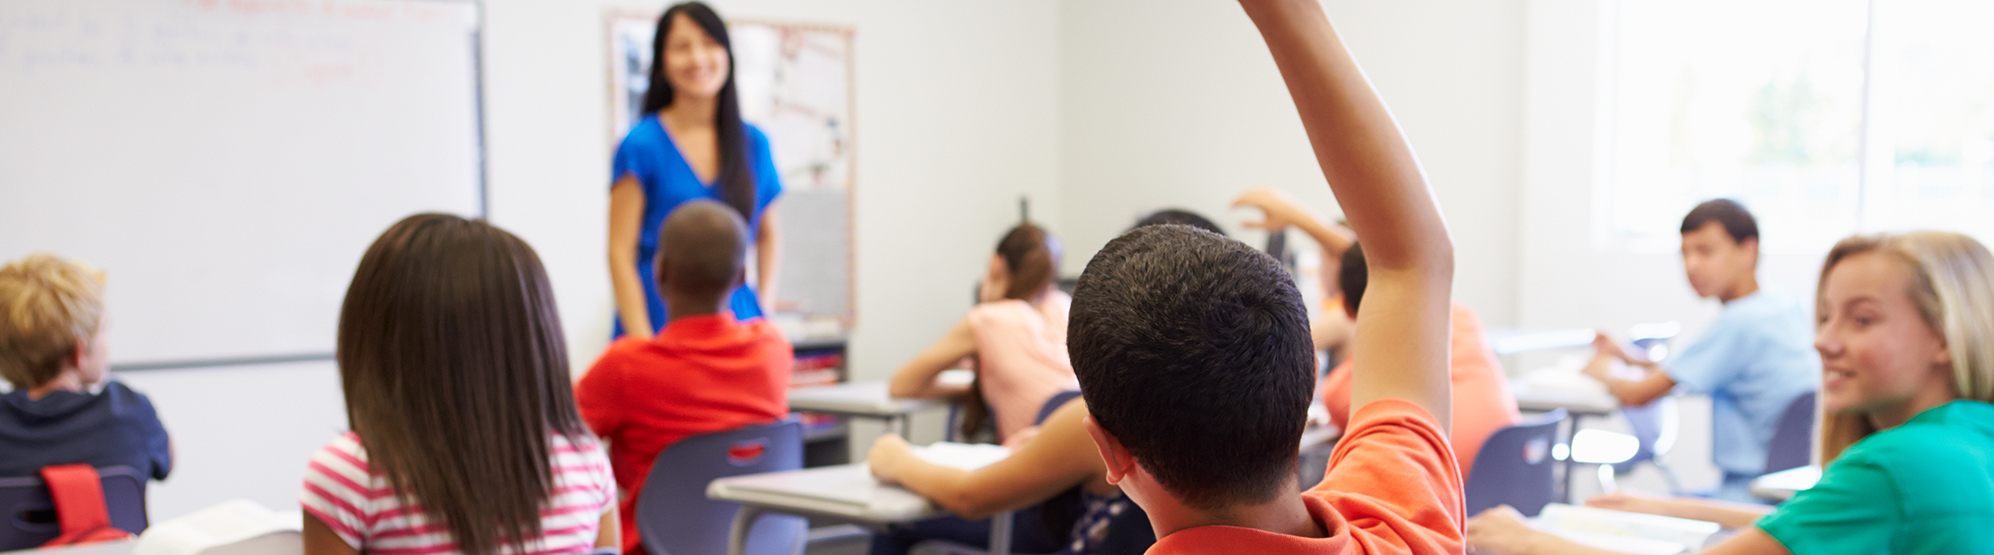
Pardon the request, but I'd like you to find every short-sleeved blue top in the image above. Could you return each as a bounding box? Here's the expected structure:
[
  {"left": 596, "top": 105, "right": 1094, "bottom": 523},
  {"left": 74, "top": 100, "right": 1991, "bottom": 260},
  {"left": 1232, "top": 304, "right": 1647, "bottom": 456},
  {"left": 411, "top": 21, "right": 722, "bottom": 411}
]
[
  {"left": 1665, "top": 290, "right": 1821, "bottom": 477},
  {"left": 611, "top": 116, "right": 783, "bottom": 337},
  {"left": 0, "top": 381, "right": 172, "bottom": 479}
]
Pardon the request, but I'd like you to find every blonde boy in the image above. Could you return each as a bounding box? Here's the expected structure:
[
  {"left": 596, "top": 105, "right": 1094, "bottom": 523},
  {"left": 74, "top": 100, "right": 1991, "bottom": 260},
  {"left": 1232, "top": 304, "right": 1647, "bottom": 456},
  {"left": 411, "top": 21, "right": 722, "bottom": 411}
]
[{"left": 0, "top": 253, "right": 171, "bottom": 479}]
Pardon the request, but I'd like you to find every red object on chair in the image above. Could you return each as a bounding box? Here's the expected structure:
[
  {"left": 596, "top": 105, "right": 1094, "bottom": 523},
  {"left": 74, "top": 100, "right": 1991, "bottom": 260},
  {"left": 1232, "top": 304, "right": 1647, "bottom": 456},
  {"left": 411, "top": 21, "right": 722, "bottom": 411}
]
[{"left": 37, "top": 465, "right": 134, "bottom": 547}]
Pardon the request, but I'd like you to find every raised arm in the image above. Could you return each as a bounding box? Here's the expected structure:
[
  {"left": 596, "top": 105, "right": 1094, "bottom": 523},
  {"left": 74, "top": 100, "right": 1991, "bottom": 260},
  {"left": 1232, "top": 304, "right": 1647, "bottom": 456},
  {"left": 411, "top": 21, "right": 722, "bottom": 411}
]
[
  {"left": 1240, "top": 0, "right": 1455, "bottom": 426},
  {"left": 888, "top": 316, "right": 978, "bottom": 399}
]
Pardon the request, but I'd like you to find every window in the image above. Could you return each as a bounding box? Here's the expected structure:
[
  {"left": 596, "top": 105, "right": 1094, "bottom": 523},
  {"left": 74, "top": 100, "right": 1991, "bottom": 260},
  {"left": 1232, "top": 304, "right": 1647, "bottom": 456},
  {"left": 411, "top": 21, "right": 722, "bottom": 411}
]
[{"left": 1598, "top": 0, "right": 1994, "bottom": 251}]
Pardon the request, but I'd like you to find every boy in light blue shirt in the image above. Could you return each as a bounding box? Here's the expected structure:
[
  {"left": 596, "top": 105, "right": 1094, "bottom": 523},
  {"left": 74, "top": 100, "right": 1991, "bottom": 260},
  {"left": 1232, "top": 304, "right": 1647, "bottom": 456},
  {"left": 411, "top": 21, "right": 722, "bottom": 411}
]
[{"left": 1585, "top": 199, "right": 1819, "bottom": 501}]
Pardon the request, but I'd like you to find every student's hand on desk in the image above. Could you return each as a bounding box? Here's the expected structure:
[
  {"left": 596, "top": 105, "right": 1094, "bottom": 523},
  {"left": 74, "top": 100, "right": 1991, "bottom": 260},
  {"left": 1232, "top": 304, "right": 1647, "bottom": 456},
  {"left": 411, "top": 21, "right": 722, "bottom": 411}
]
[
  {"left": 1231, "top": 187, "right": 1317, "bottom": 231},
  {"left": 867, "top": 433, "right": 915, "bottom": 483},
  {"left": 1591, "top": 331, "right": 1633, "bottom": 362},
  {"left": 1465, "top": 506, "right": 1548, "bottom": 555},
  {"left": 1584, "top": 490, "right": 1667, "bottom": 515}
]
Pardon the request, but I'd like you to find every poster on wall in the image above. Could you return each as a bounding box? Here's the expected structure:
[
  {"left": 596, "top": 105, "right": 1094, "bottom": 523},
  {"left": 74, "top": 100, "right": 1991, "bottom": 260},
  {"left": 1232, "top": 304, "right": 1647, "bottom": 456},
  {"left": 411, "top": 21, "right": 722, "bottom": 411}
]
[{"left": 606, "top": 11, "right": 856, "bottom": 334}]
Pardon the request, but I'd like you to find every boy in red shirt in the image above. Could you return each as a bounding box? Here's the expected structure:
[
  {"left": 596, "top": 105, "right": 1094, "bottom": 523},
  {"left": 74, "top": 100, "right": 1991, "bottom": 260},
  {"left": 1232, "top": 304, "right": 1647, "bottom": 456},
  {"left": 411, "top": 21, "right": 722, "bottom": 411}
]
[
  {"left": 577, "top": 199, "right": 793, "bottom": 554},
  {"left": 1066, "top": 1, "right": 1464, "bottom": 553}
]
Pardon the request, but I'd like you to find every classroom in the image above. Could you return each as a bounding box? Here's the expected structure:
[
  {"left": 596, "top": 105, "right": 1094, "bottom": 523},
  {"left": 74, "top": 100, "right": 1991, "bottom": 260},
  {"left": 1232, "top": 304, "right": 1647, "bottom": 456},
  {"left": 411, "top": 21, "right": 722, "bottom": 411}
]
[{"left": 3, "top": 0, "right": 1990, "bottom": 554}]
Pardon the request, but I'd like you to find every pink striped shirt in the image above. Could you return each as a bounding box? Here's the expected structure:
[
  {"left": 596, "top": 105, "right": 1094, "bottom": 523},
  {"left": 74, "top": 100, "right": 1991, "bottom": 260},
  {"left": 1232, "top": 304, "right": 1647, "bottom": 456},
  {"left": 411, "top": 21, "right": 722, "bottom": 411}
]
[{"left": 299, "top": 432, "right": 614, "bottom": 555}]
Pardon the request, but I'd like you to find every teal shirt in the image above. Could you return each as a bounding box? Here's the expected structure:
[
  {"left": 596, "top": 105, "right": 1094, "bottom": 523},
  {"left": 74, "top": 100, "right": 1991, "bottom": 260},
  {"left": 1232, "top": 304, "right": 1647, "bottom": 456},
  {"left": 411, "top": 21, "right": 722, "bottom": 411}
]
[{"left": 1757, "top": 400, "right": 1994, "bottom": 554}]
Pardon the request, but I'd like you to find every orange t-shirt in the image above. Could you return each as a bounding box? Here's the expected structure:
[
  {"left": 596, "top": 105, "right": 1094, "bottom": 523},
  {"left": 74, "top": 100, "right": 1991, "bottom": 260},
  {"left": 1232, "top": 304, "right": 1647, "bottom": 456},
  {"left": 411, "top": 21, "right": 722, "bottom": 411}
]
[
  {"left": 575, "top": 312, "right": 794, "bottom": 554},
  {"left": 1147, "top": 400, "right": 1465, "bottom": 554},
  {"left": 1319, "top": 303, "right": 1520, "bottom": 477}
]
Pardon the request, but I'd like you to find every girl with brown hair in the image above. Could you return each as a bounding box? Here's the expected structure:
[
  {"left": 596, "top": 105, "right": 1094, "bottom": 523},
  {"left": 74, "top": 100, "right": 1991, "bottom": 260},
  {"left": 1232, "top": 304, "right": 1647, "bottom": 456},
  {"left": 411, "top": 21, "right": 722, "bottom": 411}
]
[{"left": 301, "top": 214, "right": 617, "bottom": 555}]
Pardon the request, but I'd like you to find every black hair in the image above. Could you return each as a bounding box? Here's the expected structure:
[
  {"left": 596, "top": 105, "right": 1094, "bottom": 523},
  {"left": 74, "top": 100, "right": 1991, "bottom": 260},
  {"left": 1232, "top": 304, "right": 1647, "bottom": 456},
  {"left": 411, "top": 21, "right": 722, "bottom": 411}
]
[
  {"left": 644, "top": 2, "right": 757, "bottom": 222},
  {"left": 1069, "top": 224, "right": 1315, "bottom": 510},
  {"left": 1132, "top": 209, "right": 1226, "bottom": 237},
  {"left": 1337, "top": 242, "right": 1366, "bottom": 319},
  {"left": 655, "top": 199, "right": 748, "bottom": 300},
  {"left": 1680, "top": 199, "right": 1759, "bottom": 245}
]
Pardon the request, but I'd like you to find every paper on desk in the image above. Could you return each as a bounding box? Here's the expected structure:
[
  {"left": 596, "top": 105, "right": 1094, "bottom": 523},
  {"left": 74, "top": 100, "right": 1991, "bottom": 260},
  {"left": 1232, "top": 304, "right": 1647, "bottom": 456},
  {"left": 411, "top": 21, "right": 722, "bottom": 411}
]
[
  {"left": 1533, "top": 503, "right": 1719, "bottom": 554},
  {"left": 911, "top": 442, "right": 1011, "bottom": 471},
  {"left": 133, "top": 500, "right": 302, "bottom": 555},
  {"left": 1520, "top": 356, "right": 1611, "bottom": 396}
]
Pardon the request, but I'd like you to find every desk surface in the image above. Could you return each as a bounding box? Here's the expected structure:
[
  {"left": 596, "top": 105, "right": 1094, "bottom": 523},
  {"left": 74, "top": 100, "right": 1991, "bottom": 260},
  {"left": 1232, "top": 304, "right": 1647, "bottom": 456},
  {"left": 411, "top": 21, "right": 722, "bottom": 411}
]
[
  {"left": 708, "top": 463, "right": 940, "bottom": 523},
  {"left": 1486, "top": 327, "right": 1596, "bottom": 356},
  {"left": 1750, "top": 465, "right": 1821, "bottom": 502},
  {"left": 2, "top": 541, "right": 134, "bottom": 555},
  {"left": 788, "top": 371, "right": 972, "bottom": 417},
  {"left": 1511, "top": 382, "right": 1619, "bottom": 417}
]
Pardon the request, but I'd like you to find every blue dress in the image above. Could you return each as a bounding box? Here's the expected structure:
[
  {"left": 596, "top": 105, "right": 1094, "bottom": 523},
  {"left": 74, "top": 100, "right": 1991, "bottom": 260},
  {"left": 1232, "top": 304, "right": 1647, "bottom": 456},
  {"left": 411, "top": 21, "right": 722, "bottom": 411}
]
[{"left": 611, "top": 116, "right": 783, "bottom": 337}]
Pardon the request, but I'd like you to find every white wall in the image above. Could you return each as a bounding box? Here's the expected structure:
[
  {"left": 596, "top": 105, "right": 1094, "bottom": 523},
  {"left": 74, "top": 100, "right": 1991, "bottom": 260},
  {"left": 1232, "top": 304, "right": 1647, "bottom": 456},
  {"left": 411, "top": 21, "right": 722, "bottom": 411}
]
[
  {"left": 115, "top": 0, "right": 1063, "bottom": 520},
  {"left": 1056, "top": 0, "right": 1527, "bottom": 326}
]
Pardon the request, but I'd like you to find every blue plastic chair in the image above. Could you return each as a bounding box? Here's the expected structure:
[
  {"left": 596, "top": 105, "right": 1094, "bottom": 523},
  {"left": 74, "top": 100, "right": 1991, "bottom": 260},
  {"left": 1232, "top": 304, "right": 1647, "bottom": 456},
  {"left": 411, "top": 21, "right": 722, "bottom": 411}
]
[
  {"left": 637, "top": 419, "right": 806, "bottom": 555},
  {"left": 1465, "top": 409, "right": 1567, "bottom": 518},
  {"left": 0, "top": 466, "right": 149, "bottom": 551},
  {"left": 1764, "top": 391, "right": 1817, "bottom": 475}
]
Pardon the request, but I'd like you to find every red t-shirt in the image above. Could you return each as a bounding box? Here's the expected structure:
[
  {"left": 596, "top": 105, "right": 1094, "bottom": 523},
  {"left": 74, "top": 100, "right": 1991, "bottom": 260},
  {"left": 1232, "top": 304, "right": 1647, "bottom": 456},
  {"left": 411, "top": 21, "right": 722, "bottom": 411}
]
[
  {"left": 576, "top": 313, "right": 793, "bottom": 554},
  {"left": 1147, "top": 400, "right": 1465, "bottom": 555}
]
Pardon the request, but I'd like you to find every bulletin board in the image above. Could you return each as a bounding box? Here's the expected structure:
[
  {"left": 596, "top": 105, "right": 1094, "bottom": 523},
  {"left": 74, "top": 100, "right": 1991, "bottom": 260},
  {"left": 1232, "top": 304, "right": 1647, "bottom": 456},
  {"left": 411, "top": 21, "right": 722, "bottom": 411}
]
[{"left": 606, "top": 11, "right": 856, "bottom": 331}]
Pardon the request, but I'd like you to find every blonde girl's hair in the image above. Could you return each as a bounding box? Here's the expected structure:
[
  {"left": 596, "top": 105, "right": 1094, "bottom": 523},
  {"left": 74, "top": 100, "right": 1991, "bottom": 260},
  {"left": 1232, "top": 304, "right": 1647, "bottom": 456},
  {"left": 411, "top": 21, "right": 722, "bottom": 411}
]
[{"left": 1815, "top": 231, "right": 1994, "bottom": 463}]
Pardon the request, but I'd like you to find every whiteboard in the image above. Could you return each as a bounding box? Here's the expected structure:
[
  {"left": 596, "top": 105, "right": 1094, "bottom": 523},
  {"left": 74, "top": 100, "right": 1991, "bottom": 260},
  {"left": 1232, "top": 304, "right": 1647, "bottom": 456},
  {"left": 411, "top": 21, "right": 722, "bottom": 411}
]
[{"left": 0, "top": 0, "right": 485, "bottom": 368}]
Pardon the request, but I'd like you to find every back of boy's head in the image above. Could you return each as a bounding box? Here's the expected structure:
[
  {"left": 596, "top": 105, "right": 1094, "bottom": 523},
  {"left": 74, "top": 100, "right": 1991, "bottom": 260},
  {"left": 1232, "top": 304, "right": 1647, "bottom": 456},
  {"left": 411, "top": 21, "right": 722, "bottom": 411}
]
[
  {"left": 1680, "top": 199, "right": 1759, "bottom": 245},
  {"left": 338, "top": 213, "right": 583, "bottom": 555},
  {"left": 1339, "top": 242, "right": 1367, "bottom": 319},
  {"left": 656, "top": 200, "right": 749, "bottom": 300},
  {"left": 1069, "top": 224, "right": 1315, "bottom": 510},
  {"left": 0, "top": 254, "right": 105, "bottom": 390},
  {"left": 1132, "top": 209, "right": 1227, "bottom": 237},
  {"left": 994, "top": 223, "right": 1062, "bottom": 301}
]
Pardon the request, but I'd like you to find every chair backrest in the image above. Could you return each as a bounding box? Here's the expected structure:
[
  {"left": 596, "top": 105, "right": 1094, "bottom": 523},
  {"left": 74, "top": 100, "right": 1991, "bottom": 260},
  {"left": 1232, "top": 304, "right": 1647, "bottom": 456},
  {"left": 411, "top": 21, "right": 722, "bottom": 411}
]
[
  {"left": 1764, "top": 391, "right": 1817, "bottom": 475},
  {"left": 637, "top": 419, "right": 806, "bottom": 555},
  {"left": 1035, "top": 390, "right": 1083, "bottom": 427},
  {"left": 1465, "top": 409, "right": 1567, "bottom": 518},
  {"left": 0, "top": 466, "right": 148, "bottom": 551}
]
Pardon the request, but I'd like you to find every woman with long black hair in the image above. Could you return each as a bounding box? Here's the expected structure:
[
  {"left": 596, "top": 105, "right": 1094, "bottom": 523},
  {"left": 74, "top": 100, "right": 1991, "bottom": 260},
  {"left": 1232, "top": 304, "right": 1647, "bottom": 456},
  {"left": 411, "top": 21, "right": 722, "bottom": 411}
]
[{"left": 610, "top": 1, "right": 782, "bottom": 338}]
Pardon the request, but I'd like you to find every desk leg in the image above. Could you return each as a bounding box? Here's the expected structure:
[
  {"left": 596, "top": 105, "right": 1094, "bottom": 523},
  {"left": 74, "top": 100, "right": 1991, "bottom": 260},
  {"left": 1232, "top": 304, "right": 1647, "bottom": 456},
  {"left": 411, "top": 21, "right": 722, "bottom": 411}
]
[
  {"left": 1556, "top": 415, "right": 1583, "bottom": 504},
  {"left": 729, "top": 506, "right": 763, "bottom": 555},
  {"left": 989, "top": 511, "right": 1014, "bottom": 555}
]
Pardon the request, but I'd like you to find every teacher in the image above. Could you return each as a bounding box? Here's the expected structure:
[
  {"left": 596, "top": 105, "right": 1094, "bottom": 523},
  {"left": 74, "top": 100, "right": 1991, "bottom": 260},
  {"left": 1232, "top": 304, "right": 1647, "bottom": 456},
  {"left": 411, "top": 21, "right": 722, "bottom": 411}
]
[{"left": 609, "top": 1, "right": 782, "bottom": 339}]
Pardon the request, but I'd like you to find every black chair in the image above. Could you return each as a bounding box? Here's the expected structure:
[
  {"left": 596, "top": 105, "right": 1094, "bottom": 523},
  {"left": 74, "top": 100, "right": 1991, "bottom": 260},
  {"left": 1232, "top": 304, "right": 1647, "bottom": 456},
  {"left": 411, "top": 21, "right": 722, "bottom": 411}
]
[
  {"left": 1764, "top": 391, "right": 1818, "bottom": 475},
  {"left": 1465, "top": 409, "right": 1568, "bottom": 517},
  {"left": 636, "top": 419, "right": 806, "bottom": 555},
  {"left": 0, "top": 466, "right": 148, "bottom": 551}
]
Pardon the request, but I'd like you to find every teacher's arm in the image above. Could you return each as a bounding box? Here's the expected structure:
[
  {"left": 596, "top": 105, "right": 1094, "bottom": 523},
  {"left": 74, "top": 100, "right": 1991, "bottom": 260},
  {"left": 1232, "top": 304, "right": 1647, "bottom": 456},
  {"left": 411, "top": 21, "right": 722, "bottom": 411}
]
[
  {"left": 757, "top": 201, "right": 782, "bottom": 312},
  {"left": 609, "top": 176, "right": 654, "bottom": 340}
]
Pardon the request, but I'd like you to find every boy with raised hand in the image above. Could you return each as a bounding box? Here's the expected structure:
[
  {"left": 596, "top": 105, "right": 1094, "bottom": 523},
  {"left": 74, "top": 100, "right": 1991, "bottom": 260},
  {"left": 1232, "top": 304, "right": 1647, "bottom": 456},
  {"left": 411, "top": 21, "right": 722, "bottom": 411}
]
[{"left": 1066, "top": 0, "right": 1461, "bottom": 552}]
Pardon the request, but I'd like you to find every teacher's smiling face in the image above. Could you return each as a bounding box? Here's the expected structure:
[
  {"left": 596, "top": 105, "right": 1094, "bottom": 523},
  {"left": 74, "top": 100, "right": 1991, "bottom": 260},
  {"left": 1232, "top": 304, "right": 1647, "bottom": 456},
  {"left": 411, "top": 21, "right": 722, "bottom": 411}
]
[{"left": 662, "top": 13, "right": 730, "bottom": 101}]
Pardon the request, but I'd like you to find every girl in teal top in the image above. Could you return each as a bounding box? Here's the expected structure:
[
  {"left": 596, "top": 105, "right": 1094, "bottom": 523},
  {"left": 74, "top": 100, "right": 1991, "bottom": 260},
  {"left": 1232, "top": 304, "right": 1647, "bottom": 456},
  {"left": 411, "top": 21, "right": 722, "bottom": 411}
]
[{"left": 1465, "top": 230, "right": 1994, "bottom": 555}]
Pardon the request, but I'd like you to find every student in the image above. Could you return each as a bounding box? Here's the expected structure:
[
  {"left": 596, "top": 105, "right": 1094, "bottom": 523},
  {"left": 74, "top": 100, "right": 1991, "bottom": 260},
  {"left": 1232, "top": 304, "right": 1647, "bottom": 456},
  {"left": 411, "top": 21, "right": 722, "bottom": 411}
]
[
  {"left": 576, "top": 200, "right": 793, "bottom": 554},
  {"left": 301, "top": 214, "right": 617, "bottom": 555},
  {"left": 890, "top": 223, "right": 1074, "bottom": 444},
  {"left": 1314, "top": 243, "right": 1520, "bottom": 476},
  {"left": 867, "top": 395, "right": 1154, "bottom": 555},
  {"left": 1466, "top": 231, "right": 1994, "bottom": 554},
  {"left": 1067, "top": 0, "right": 1462, "bottom": 551},
  {"left": 1584, "top": 199, "right": 1819, "bottom": 500},
  {"left": 1233, "top": 188, "right": 1359, "bottom": 355},
  {"left": 0, "top": 253, "right": 171, "bottom": 480}
]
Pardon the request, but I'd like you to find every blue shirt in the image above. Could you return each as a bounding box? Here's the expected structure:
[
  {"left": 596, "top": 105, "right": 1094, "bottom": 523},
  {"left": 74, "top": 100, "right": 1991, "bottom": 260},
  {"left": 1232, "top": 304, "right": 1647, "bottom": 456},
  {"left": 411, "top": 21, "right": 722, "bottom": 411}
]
[
  {"left": 0, "top": 381, "right": 172, "bottom": 479},
  {"left": 611, "top": 116, "right": 783, "bottom": 337},
  {"left": 1665, "top": 291, "right": 1820, "bottom": 477}
]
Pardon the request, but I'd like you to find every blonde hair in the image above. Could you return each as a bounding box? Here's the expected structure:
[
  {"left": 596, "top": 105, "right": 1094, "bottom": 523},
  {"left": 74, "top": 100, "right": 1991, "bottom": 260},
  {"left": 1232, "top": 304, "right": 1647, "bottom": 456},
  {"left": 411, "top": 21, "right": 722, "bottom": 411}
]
[
  {"left": 0, "top": 253, "right": 106, "bottom": 389},
  {"left": 1815, "top": 231, "right": 1994, "bottom": 463}
]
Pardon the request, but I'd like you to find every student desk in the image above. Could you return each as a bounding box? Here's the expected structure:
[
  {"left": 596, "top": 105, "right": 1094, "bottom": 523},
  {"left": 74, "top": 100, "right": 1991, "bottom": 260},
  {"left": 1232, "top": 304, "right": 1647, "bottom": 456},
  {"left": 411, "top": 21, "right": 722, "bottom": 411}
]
[
  {"left": 1486, "top": 327, "right": 1598, "bottom": 356},
  {"left": 1749, "top": 465, "right": 1820, "bottom": 502},
  {"left": 708, "top": 463, "right": 1018, "bottom": 555},
  {"left": 1, "top": 542, "right": 135, "bottom": 555},
  {"left": 788, "top": 370, "right": 972, "bottom": 437}
]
